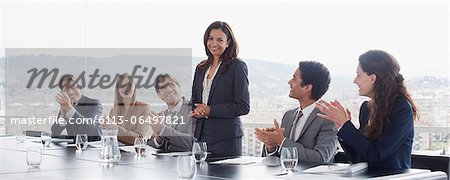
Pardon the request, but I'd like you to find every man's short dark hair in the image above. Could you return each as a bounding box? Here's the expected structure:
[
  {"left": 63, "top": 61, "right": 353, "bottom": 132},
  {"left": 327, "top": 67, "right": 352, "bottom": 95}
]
[
  {"left": 298, "top": 61, "right": 331, "bottom": 101},
  {"left": 154, "top": 74, "right": 180, "bottom": 93},
  {"left": 58, "top": 74, "right": 81, "bottom": 90}
]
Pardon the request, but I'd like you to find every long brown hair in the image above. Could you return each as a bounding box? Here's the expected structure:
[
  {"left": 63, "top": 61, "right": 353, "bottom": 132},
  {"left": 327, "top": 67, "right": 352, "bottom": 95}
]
[
  {"left": 112, "top": 73, "right": 137, "bottom": 116},
  {"left": 197, "top": 21, "right": 240, "bottom": 73},
  {"left": 359, "top": 50, "right": 418, "bottom": 141}
]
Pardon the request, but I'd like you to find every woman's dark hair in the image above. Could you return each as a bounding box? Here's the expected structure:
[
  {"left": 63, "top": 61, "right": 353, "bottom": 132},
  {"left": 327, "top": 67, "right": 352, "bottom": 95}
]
[
  {"left": 197, "top": 21, "right": 240, "bottom": 72},
  {"left": 114, "top": 73, "right": 137, "bottom": 112},
  {"left": 359, "top": 50, "right": 418, "bottom": 141}
]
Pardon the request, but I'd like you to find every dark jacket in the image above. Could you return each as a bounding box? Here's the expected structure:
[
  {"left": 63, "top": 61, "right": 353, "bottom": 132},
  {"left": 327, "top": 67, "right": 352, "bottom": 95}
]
[
  {"left": 192, "top": 59, "right": 250, "bottom": 158},
  {"left": 338, "top": 98, "right": 414, "bottom": 170},
  {"left": 51, "top": 95, "right": 102, "bottom": 141}
]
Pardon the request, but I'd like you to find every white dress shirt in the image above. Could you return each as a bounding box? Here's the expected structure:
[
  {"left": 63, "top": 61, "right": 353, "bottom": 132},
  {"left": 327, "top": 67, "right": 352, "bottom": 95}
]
[{"left": 265, "top": 102, "right": 317, "bottom": 155}]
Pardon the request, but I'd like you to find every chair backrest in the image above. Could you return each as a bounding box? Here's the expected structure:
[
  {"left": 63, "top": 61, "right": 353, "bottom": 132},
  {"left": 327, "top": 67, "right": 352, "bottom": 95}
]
[{"left": 411, "top": 154, "right": 449, "bottom": 179}]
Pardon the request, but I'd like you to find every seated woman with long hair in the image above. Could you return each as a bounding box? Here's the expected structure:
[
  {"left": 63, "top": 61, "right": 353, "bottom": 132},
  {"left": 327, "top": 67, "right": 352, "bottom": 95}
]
[
  {"left": 109, "top": 73, "right": 154, "bottom": 145},
  {"left": 316, "top": 50, "right": 418, "bottom": 170}
]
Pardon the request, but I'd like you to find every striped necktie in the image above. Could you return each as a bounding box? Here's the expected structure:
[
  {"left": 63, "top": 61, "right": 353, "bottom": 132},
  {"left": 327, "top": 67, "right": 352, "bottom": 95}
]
[{"left": 289, "top": 110, "right": 303, "bottom": 141}]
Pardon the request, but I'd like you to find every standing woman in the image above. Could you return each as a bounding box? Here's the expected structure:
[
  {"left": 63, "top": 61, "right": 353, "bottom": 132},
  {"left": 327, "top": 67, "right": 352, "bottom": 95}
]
[
  {"left": 316, "top": 50, "right": 418, "bottom": 170},
  {"left": 110, "top": 73, "right": 154, "bottom": 145},
  {"left": 191, "top": 21, "right": 250, "bottom": 158}
]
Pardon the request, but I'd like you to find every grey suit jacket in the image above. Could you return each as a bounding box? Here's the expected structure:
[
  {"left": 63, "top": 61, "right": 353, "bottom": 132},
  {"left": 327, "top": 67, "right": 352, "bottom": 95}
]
[
  {"left": 262, "top": 107, "right": 338, "bottom": 163},
  {"left": 51, "top": 95, "right": 102, "bottom": 141},
  {"left": 147, "top": 97, "right": 196, "bottom": 151}
]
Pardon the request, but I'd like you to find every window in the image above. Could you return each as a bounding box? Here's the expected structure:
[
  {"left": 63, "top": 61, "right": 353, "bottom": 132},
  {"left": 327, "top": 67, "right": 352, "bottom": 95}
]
[{"left": 0, "top": 1, "right": 447, "bottom": 156}]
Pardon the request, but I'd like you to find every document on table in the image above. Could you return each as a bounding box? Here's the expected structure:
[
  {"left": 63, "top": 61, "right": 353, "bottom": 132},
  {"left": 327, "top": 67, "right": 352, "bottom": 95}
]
[
  {"left": 88, "top": 141, "right": 103, "bottom": 148},
  {"left": 210, "top": 156, "right": 263, "bottom": 165},
  {"left": 277, "top": 174, "right": 358, "bottom": 180},
  {"left": 302, "top": 162, "right": 368, "bottom": 175},
  {"left": 88, "top": 141, "right": 126, "bottom": 148},
  {"left": 0, "top": 134, "right": 14, "bottom": 137},
  {"left": 119, "top": 146, "right": 136, "bottom": 153},
  {"left": 51, "top": 138, "right": 74, "bottom": 143},
  {"left": 151, "top": 151, "right": 192, "bottom": 156}
]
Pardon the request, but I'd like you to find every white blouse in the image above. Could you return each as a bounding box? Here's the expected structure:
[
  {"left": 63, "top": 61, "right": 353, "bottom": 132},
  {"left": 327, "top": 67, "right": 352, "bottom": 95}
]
[{"left": 202, "top": 62, "right": 222, "bottom": 105}]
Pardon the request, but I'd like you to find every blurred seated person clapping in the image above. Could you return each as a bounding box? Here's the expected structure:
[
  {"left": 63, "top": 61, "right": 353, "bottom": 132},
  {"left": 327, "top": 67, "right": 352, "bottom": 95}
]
[
  {"left": 51, "top": 74, "right": 102, "bottom": 141},
  {"left": 147, "top": 74, "right": 195, "bottom": 151},
  {"left": 106, "top": 73, "right": 154, "bottom": 145}
]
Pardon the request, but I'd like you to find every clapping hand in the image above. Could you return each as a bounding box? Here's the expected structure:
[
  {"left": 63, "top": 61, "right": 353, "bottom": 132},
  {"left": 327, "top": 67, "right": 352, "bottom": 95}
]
[
  {"left": 254, "top": 119, "right": 285, "bottom": 150},
  {"left": 315, "top": 100, "right": 351, "bottom": 128},
  {"left": 56, "top": 92, "right": 73, "bottom": 112}
]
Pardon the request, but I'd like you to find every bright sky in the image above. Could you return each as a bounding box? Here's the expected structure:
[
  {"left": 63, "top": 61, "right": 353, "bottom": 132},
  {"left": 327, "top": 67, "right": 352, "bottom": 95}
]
[{"left": 1, "top": 0, "right": 448, "bottom": 77}]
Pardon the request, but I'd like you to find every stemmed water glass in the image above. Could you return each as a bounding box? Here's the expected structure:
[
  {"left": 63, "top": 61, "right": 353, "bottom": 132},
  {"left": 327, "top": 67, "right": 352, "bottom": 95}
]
[
  {"left": 177, "top": 155, "right": 196, "bottom": 179},
  {"left": 280, "top": 147, "right": 298, "bottom": 175},
  {"left": 75, "top": 134, "right": 88, "bottom": 151},
  {"left": 192, "top": 142, "right": 207, "bottom": 162},
  {"left": 40, "top": 132, "right": 52, "bottom": 147},
  {"left": 134, "top": 137, "right": 147, "bottom": 157}
]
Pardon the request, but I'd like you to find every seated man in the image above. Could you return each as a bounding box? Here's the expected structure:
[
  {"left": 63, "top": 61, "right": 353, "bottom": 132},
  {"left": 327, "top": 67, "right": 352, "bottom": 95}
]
[
  {"left": 147, "top": 74, "right": 195, "bottom": 151},
  {"left": 51, "top": 74, "right": 102, "bottom": 141},
  {"left": 255, "top": 61, "right": 338, "bottom": 163}
]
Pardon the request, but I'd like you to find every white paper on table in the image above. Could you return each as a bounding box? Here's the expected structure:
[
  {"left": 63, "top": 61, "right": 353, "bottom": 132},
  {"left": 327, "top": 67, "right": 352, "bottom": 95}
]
[
  {"left": 261, "top": 156, "right": 280, "bottom": 166},
  {"left": 89, "top": 142, "right": 141, "bottom": 151},
  {"left": 88, "top": 141, "right": 103, "bottom": 148},
  {"left": 151, "top": 151, "right": 192, "bottom": 157},
  {"left": 119, "top": 146, "right": 135, "bottom": 153},
  {"left": 51, "top": 138, "right": 74, "bottom": 143},
  {"left": 302, "top": 162, "right": 368, "bottom": 175},
  {"left": 0, "top": 134, "right": 14, "bottom": 137},
  {"left": 277, "top": 174, "right": 358, "bottom": 180},
  {"left": 210, "top": 156, "right": 263, "bottom": 165},
  {"left": 65, "top": 144, "right": 77, "bottom": 147}
]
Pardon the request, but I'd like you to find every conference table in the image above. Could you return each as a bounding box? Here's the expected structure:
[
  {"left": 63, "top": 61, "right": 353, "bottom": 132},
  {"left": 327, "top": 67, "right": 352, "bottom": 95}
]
[{"left": 0, "top": 136, "right": 446, "bottom": 180}]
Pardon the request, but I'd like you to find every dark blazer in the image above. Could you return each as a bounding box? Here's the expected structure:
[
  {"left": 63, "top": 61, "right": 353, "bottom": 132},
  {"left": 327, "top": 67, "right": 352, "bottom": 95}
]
[
  {"left": 51, "top": 95, "right": 103, "bottom": 141},
  {"left": 147, "top": 97, "right": 195, "bottom": 151},
  {"left": 192, "top": 59, "right": 250, "bottom": 158},
  {"left": 262, "top": 108, "right": 338, "bottom": 163},
  {"left": 338, "top": 98, "right": 414, "bottom": 170}
]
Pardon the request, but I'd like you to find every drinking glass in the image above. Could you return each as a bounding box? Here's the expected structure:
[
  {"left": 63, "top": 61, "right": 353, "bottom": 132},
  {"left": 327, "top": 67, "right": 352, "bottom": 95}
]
[
  {"left": 192, "top": 142, "right": 207, "bottom": 162},
  {"left": 177, "top": 155, "right": 196, "bottom": 179},
  {"left": 134, "top": 137, "right": 146, "bottom": 156},
  {"left": 40, "top": 132, "right": 52, "bottom": 147},
  {"left": 26, "top": 146, "right": 42, "bottom": 168},
  {"left": 75, "top": 134, "right": 88, "bottom": 151},
  {"left": 16, "top": 128, "right": 26, "bottom": 143},
  {"left": 280, "top": 147, "right": 298, "bottom": 174}
]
